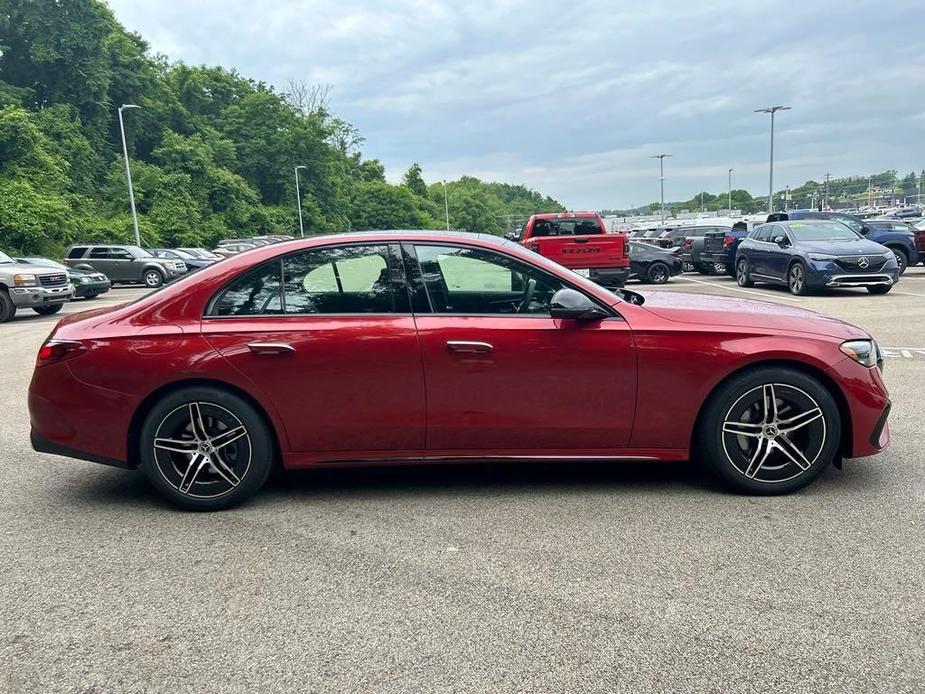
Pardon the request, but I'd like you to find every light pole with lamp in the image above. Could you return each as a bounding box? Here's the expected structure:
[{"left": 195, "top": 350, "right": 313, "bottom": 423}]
[
  {"left": 294, "top": 165, "right": 308, "bottom": 237},
  {"left": 117, "top": 104, "right": 142, "bottom": 246},
  {"left": 442, "top": 180, "right": 450, "bottom": 230},
  {"left": 650, "top": 154, "right": 671, "bottom": 225},
  {"left": 727, "top": 168, "right": 734, "bottom": 214},
  {"left": 754, "top": 105, "right": 791, "bottom": 213}
]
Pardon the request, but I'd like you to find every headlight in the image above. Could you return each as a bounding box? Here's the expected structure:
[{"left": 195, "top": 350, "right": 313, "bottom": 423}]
[
  {"left": 808, "top": 253, "right": 837, "bottom": 261},
  {"left": 13, "top": 273, "right": 38, "bottom": 287},
  {"left": 840, "top": 339, "right": 881, "bottom": 369}
]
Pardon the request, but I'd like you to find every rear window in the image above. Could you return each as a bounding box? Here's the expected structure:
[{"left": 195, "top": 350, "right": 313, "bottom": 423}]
[{"left": 527, "top": 218, "right": 602, "bottom": 238}]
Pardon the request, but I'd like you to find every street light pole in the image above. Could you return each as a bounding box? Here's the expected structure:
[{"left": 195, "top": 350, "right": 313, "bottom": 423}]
[
  {"left": 117, "top": 104, "right": 141, "bottom": 246},
  {"left": 294, "top": 165, "right": 307, "bottom": 236},
  {"left": 442, "top": 180, "right": 450, "bottom": 230},
  {"left": 651, "top": 154, "right": 671, "bottom": 225},
  {"left": 754, "top": 105, "right": 791, "bottom": 213},
  {"left": 728, "top": 168, "right": 733, "bottom": 214}
]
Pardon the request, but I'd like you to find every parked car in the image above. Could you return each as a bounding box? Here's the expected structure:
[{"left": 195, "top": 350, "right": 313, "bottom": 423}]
[
  {"left": 628, "top": 241, "right": 682, "bottom": 283},
  {"left": 212, "top": 243, "right": 257, "bottom": 259},
  {"left": 677, "top": 225, "right": 732, "bottom": 274},
  {"left": 64, "top": 245, "right": 186, "bottom": 288},
  {"left": 735, "top": 220, "right": 899, "bottom": 295},
  {"left": 913, "top": 219, "right": 925, "bottom": 262},
  {"left": 29, "top": 231, "right": 891, "bottom": 510},
  {"left": 177, "top": 248, "right": 223, "bottom": 261},
  {"left": 16, "top": 257, "right": 110, "bottom": 300},
  {"left": 0, "top": 250, "right": 74, "bottom": 322},
  {"left": 149, "top": 248, "right": 215, "bottom": 272},
  {"left": 767, "top": 210, "right": 918, "bottom": 275},
  {"left": 701, "top": 221, "right": 756, "bottom": 277},
  {"left": 519, "top": 212, "right": 631, "bottom": 287}
]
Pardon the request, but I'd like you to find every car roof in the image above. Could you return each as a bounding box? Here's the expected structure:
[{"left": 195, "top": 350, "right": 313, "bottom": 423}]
[{"left": 529, "top": 212, "right": 599, "bottom": 220}]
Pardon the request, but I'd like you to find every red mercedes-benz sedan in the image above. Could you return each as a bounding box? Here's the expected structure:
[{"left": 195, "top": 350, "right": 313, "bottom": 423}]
[{"left": 29, "top": 231, "right": 891, "bottom": 510}]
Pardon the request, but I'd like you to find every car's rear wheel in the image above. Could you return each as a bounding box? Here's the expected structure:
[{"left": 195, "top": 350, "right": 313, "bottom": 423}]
[
  {"left": 0, "top": 290, "right": 16, "bottom": 323},
  {"left": 139, "top": 387, "right": 274, "bottom": 510},
  {"left": 867, "top": 284, "right": 892, "bottom": 295},
  {"left": 143, "top": 269, "right": 164, "bottom": 288},
  {"left": 33, "top": 304, "right": 63, "bottom": 316},
  {"left": 736, "top": 258, "right": 754, "bottom": 287},
  {"left": 646, "top": 262, "right": 670, "bottom": 284},
  {"left": 788, "top": 261, "right": 810, "bottom": 295},
  {"left": 699, "top": 367, "right": 840, "bottom": 494}
]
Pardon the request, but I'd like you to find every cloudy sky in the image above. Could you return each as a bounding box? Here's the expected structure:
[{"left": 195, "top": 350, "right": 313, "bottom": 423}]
[{"left": 107, "top": 0, "right": 925, "bottom": 209}]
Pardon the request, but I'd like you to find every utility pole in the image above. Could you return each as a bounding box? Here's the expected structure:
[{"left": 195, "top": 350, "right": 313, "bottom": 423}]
[
  {"left": 785, "top": 185, "right": 790, "bottom": 211},
  {"left": 700, "top": 191, "right": 704, "bottom": 213},
  {"left": 824, "top": 172, "right": 831, "bottom": 211},
  {"left": 294, "top": 165, "right": 308, "bottom": 236},
  {"left": 651, "top": 154, "right": 671, "bottom": 225},
  {"left": 441, "top": 180, "right": 450, "bottom": 230},
  {"left": 754, "top": 106, "right": 791, "bottom": 213},
  {"left": 117, "top": 104, "right": 142, "bottom": 246},
  {"left": 728, "top": 168, "right": 733, "bottom": 214},
  {"left": 918, "top": 170, "right": 923, "bottom": 207},
  {"left": 868, "top": 176, "right": 873, "bottom": 208}
]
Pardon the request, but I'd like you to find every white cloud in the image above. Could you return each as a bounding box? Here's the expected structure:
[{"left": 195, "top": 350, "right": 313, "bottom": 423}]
[{"left": 108, "top": 0, "right": 925, "bottom": 208}]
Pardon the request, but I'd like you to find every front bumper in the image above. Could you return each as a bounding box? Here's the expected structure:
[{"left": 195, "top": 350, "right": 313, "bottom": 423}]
[
  {"left": 9, "top": 285, "right": 73, "bottom": 308},
  {"left": 73, "top": 280, "right": 111, "bottom": 298},
  {"left": 825, "top": 358, "right": 891, "bottom": 458},
  {"left": 806, "top": 258, "right": 900, "bottom": 289}
]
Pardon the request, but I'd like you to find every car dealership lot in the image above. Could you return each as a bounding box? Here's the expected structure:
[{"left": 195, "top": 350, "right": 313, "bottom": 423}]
[{"left": 1, "top": 277, "right": 923, "bottom": 692}]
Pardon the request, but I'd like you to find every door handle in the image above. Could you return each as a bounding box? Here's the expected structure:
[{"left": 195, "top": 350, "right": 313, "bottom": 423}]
[
  {"left": 446, "top": 341, "right": 493, "bottom": 354},
  {"left": 247, "top": 342, "right": 295, "bottom": 355},
  {"left": 573, "top": 237, "right": 590, "bottom": 244}
]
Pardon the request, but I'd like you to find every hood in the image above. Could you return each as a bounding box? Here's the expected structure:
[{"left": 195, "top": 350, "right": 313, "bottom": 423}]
[
  {"left": 797, "top": 238, "right": 889, "bottom": 255},
  {"left": 637, "top": 291, "right": 867, "bottom": 339},
  {"left": 0, "top": 261, "right": 67, "bottom": 276}
]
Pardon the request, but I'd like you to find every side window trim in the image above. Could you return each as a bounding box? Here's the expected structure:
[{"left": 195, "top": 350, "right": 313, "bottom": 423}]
[
  {"left": 405, "top": 241, "right": 616, "bottom": 319},
  {"left": 205, "top": 242, "right": 411, "bottom": 318}
]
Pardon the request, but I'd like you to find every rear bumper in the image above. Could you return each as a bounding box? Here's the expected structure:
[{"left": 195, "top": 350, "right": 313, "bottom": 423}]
[
  {"left": 700, "top": 251, "right": 731, "bottom": 266},
  {"left": 9, "top": 285, "right": 73, "bottom": 308},
  {"left": 29, "top": 361, "right": 138, "bottom": 466},
  {"left": 588, "top": 267, "right": 631, "bottom": 287}
]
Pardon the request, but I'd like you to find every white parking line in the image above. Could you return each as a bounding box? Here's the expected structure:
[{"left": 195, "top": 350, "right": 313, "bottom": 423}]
[
  {"left": 890, "top": 290, "right": 925, "bottom": 298},
  {"left": 682, "top": 276, "right": 804, "bottom": 302}
]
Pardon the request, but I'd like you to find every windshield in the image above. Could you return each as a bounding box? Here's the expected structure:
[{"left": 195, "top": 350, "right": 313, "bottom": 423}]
[
  {"left": 0, "top": 251, "right": 14, "bottom": 264},
  {"left": 125, "top": 245, "right": 153, "bottom": 258},
  {"left": 789, "top": 222, "right": 862, "bottom": 241},
  {"left": 829, "top": 215, "right": 864, "bottom": 234},
  {"left": 168, "top": 249, "right": 196, "bottom": 260}
]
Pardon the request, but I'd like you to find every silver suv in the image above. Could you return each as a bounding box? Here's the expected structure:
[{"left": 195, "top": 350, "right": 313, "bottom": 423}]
[
  {"left": 65, "top": 244, "right": 186, "bottom": 288},
  {"left": 0, "top": 250, "right": 74, "bottom": 322}
]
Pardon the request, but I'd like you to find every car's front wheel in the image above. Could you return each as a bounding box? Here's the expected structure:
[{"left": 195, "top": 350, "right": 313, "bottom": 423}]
[
  {"left": 788, "top": 261, "right": 810, "bottom": 295},
  {"left": 143, "top": 269, "right": 164, "bottom": 288},
  {"left": 699, "top": 367, "right": 840, "bottom": 494},
  {"left": 0, "top": 290, "right": 16, "bottom": 323},
  {"left": 736, "top": 258, "right": 754, "bottom": 287},
  {"left": 889, "top": 248, "right": 908, "bottom": 275},
  {"left": 139, "top": 387, "right": 274, "bottom": 510}
]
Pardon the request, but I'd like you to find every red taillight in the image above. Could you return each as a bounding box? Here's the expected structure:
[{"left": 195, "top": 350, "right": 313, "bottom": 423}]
[
  {"left": 723, "top": 234, "right": 734, "bottom": 249},
  {"left": 683, "top": 238, "right": 693, "bottom": 249},
  {"left": 37, "top": 340, "right": 87, "bottom": 365}
]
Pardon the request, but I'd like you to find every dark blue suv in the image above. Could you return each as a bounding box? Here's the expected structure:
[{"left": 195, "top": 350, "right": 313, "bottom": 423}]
[
  {"left": 767, "top": 210, "right": 918, "bottom": 274},
  {"left": 735, "top": 220, "right": 899, "bottom": 295}
]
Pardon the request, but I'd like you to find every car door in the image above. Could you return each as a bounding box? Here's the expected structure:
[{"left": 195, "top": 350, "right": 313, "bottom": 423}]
[
  {"left": 107, "top": 247, "right": 136, "bottom": 281},
  {"left": 87, "top": 247, "right": 117, "bottom": 278},
  {"left": 201, "top": 243, "right": 425, "bottom": 453},
  {"left": 764, "top": 226, "right": 792, "bottom": 280},
  {"left": 406, "top": 242, "right": 637, "bottom": 452},
  {"left": 749, "top": 226, "right": 774, "bottom": 277}
]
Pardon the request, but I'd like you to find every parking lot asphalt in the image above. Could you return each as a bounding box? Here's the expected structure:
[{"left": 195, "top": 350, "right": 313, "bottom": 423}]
[{"left": 1, "top": 273, "right": 923, "bottom": 693}]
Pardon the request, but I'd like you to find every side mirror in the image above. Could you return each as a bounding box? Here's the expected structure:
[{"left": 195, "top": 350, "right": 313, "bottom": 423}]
[
  {"left": 860, "top": 225, "right": 870, "bottom": 235},
  {"left": 774, "top": 236, "right": 789, "bottom": 248},
  {"left": 504, "top": 232, "right": 518, "bottom": 241},
  {"left": 549, "top": 288, "right": 609, "bottom": 321}
]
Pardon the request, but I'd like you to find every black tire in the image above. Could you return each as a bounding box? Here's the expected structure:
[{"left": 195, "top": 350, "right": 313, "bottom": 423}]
[
  {"left": 787, "top": 261, "right": 810, "bottom": 296},
  {"left": 33, "top": 304, "right": 63, "bottom": 316},
  {"left": 695, "top": 263, "right": 712, "bottom": 275},
  {"left": 139, "top": 387, "right": 274, "bottom": 510},
  {"left": 0, "top": 290, "right": 15, "bottom": 323},
  {"left": 646, "top": 262, "right": 671, "bottom": 284},
  {"left": 867, "top": 284, "right": 892, "bottom": 295},
  {"left": 682, "top": 261, "right": 695, "bottom": 273},
  {"left": 887, "top": 247, "right": 908, "bottom": 275},
  {"left": 142, "top": 269, "right": 164, "bottom": 288},
  {"left": 698, "top": 367, "right": 841, "bottom": 495},
  {"left": 735, "top": 257, "right": 754, "bottom": 287}
]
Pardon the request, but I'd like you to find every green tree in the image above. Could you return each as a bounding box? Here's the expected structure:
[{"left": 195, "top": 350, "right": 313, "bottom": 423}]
[{"left": 402, "top": 162, "right": 428, "bottom": 197}]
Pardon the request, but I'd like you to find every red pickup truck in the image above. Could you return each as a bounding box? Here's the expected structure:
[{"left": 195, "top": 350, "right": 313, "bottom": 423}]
[{"left": 519, "top": 212, "right": 630, "bottom": 287}]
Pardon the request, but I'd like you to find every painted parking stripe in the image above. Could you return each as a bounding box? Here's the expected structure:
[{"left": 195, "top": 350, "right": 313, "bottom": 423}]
[
  {"left": 682, "top": 276, "right": 804, "bottom": 302},
  {"left": 881, "top": 348, "right": 925, "bottom": 359}
]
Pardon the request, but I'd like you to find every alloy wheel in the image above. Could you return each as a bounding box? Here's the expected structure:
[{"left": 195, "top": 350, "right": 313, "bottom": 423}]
[
  {"left": 789, "top": 264, "right": 804, "bottom": 294},
  {"left": 893, "top": 251, "right": 906, "bottom": 274},
  {"left": 649, "top": 264, "right": 669, "bottom": 284},
  {"left": 144, "top": 271, "right": 163, "bottom": 287},
  {"left": 721, "top": 383, "right": 826, "bottom": 483},
  {"left": 736, "top": 259, "right": 749, "bottom": 286},
  {"left": 152, "top": 402, "right": 252, "bottom": 499}
]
